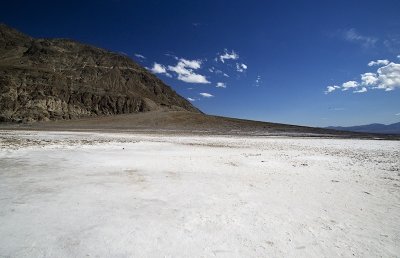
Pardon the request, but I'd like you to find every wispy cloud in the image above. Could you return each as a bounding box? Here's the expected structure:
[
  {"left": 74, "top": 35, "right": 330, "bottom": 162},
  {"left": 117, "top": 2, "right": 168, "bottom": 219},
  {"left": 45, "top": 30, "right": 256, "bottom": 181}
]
[
  {"left": 164, "top": 53, "right": 179, "bottom": 60},
  {"left": 199, "top": 92, "right": 214, "bottom": 98},
  {"left": 236, "top": 63, "right": 248, "bottom": 72},
  {"left": 383, "top": 35, "right": 400, "bottom": 53},
  {"left": 325, "top": 59, "right": 400, "bottom": 94},
  {"left": 324, "top": 85, "right": 340, "bottom": 94},
  {"left": 187, "top": 97, "right": 195, "bottom": 101},
  {"left": 146, "top": 49, "right": 250, "bottom": 86},
  {"left": 341, "top": 28, "right": 378, "bottom": 48},
  {"left": 353, "top": 87, "right": 367, "bottom": 93},
  {"left": 168, "top": 58, "right": 210, "bottom": 84},
  {"left": 219, "top": 49, "right": 239, "bottom": 63},
  {"left": 216, "top": 82, "right": 226, "bottom": 88},
  {"left": 255, "top": 75, "right": 262, "bottom": 87},
  {"left": 134, "top": 53, "right": 146, "bottom": 59},
  {"left": 328, "top": 107, "right": 345, "bottom": 111},
  {"left": 368, "top": 59, "right": 389, "bottom": 66},
  {"left": 212, "top": 68, "right": 230, "bottom": 77},
  {"left": 341, "top": 81, "right": 359, "bottom": 91}
]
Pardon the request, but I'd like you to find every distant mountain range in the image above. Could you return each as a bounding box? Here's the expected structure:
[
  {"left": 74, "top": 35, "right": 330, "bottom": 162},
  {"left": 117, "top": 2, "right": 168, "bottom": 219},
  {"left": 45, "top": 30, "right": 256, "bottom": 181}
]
[{"left": 326, "top": 122, "right": 400, "bottom": 134}]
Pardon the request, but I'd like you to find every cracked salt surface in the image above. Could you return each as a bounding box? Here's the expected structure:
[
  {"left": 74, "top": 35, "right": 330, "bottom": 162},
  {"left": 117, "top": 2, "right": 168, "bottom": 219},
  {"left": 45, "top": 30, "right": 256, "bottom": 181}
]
[{"left": 0, "top": 131, "right": 399, "bottom": 257}]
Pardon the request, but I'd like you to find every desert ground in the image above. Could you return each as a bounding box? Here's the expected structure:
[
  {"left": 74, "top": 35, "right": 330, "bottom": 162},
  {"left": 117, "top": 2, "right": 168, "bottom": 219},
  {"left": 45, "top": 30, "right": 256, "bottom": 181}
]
[
  {"left": 0, "top": 130, "right": 399, "bottom": 257},
  {"left": 3, "top": 111, "right": 399, "bottom": 140}
]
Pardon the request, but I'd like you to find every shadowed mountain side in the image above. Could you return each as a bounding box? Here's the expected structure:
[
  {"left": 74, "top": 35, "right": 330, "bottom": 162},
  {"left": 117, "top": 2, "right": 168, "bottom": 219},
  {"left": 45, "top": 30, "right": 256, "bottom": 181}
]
[
  {"left": 1, "top": 110, "right": 399, "bottom": 139},
  {"left": 0, "top": 24, "right": 200, "bottom": 123}
]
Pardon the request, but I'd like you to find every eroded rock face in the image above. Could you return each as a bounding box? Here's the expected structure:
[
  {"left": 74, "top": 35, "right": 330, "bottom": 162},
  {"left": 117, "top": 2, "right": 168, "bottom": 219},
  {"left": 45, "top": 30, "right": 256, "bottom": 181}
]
[{"left": 0, "top": 24, "right": 200, "bottom": 122}]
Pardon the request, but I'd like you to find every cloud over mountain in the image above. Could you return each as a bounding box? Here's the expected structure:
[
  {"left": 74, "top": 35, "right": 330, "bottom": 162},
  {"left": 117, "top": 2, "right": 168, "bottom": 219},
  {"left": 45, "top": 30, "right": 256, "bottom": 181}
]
[
  {"left": 134, "top": 53, "right": 146, "bottom": 59},
  {"left": 199, "top": 92, "right": 214, "bottom": 98},
  {"left": 168, "top": 59, "right": 210, "bottom": 84}
]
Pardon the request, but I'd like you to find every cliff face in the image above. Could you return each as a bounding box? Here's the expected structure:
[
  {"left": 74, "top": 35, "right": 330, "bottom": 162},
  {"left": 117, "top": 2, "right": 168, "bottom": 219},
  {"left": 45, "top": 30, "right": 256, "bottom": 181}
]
[{"left": 0, "top": 24, "right": 200, "bottom": 122}]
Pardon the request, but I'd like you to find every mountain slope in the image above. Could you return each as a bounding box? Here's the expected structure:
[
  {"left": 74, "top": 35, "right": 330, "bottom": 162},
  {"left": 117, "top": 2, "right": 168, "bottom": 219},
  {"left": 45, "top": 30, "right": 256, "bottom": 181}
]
[
  {"left": 0, "top": 24, "right": 200, "bottom": 123},
  {"left": 327, "top": 122, "right": 400, "bottom": 134},
  {"left": 1, "top": 110, "right": 398, "bottom": 140}
]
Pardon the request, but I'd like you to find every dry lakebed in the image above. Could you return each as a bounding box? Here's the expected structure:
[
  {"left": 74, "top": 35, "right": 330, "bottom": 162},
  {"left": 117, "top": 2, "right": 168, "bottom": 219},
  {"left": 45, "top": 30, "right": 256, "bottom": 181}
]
[{"left": 0, "top": 130, "right": 399, "bottom": 257}]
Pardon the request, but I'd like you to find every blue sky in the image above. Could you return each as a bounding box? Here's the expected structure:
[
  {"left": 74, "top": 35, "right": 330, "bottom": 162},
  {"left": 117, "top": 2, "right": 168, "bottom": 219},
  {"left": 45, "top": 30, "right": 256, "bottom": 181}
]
[{"left": 1, "top": 0, "right": 400, "bottom": 126}]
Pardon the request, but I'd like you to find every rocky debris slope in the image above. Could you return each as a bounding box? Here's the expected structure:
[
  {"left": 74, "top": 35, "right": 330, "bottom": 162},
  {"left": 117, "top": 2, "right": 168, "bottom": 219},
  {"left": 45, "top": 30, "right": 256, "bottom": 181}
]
[{"left": 0, "top": 24, "right": 200, "bottom": 122}]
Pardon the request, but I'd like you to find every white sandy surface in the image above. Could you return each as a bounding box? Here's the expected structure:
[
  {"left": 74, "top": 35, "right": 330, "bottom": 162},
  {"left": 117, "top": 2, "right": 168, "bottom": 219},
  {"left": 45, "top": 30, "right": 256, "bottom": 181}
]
[{"left": 0, "top": 131, "right": 399, "bottom": 257}]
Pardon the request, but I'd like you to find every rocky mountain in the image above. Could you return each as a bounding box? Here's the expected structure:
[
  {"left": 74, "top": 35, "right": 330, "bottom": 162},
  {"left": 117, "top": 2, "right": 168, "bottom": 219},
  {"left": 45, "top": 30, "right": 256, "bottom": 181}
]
[
  {"left": 0, "top": 24, "right": 200, "bottom": 123},
  {"left": 326, "top": 122, "right": 400, "bottom": 134}
]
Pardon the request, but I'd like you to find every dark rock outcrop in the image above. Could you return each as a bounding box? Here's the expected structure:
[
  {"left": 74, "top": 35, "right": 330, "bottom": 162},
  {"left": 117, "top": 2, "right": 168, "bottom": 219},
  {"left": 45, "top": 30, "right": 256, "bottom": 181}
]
[{"left": 0, "top": 24, "right": 200, "bottom": 122}]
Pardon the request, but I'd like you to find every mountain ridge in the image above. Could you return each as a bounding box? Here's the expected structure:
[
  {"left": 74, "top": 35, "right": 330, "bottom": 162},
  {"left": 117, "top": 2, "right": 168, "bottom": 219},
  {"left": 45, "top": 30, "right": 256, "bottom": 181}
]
[
  {"left": 0, "top": 24, "right": 200, "bottom": 123},
  {"left": 326, "top": 122, "right": 400, "bottom": 134}
]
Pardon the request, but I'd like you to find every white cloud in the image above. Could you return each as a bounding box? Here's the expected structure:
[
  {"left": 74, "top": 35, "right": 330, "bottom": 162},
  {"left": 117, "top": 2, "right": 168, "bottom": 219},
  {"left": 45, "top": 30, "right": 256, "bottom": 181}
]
[
  {"left": 396, "top": 112, "right": 400, "bottom": 116},
  {"left": 342, "top": 28, "right": 378, "bottom": 48},
  {"left": 149, "top": 63, "right": 172, "bottom": 77},
  {"left": 324, "top": 85, "right": 340, "bottom": 94},
  {"left": 134, "top": 53, "right": 146, "bottom": 59},
  {"left": 353, "top": 87, "right": 367, "bottom": 93},
  {"left": 373, "top": 62, "right": 400, "bottom": 91},
  {"left": 187, "top": 97, "right": 195, "bottom": 101},
  {"left": 199, "top": 92, "right": 214, "bottom": 98},
  {"left": 236, "top": 63, "right": 248, "bottom": 72},
  {"left": 223, "top": 73, "right": 229, "bottom": 77},
  {"left": 361, "top": 72, "right": 378, "bottom": 86},
  {"left": 219, "top": 49, "right": 239, "bottom": 63},
  {"left": 341, "top": 81, "right": 359, "bottom": 90},
  {"left": 216, "top": 82, "right": 226, "bottom": 88},
  {"left": 368, "top": 59, "right": 389, "bottom": 66},
  {"left": 398, "top": 55, "right": 400, "bottom": 59},
  {"left": 178, "top": 73, "right": 209, "bottom": 83},
  {"left": 150, "top": 63, "right": 167, "bottom": 74},
  {"left": 168, "top": 58, "right": 210, "bottom": 84},
  {"left": 326, "top": 59, "right": 400, "bottom": 94},
  {"left": 179, "top": 59, "right": 201, "bottom": 69}
]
